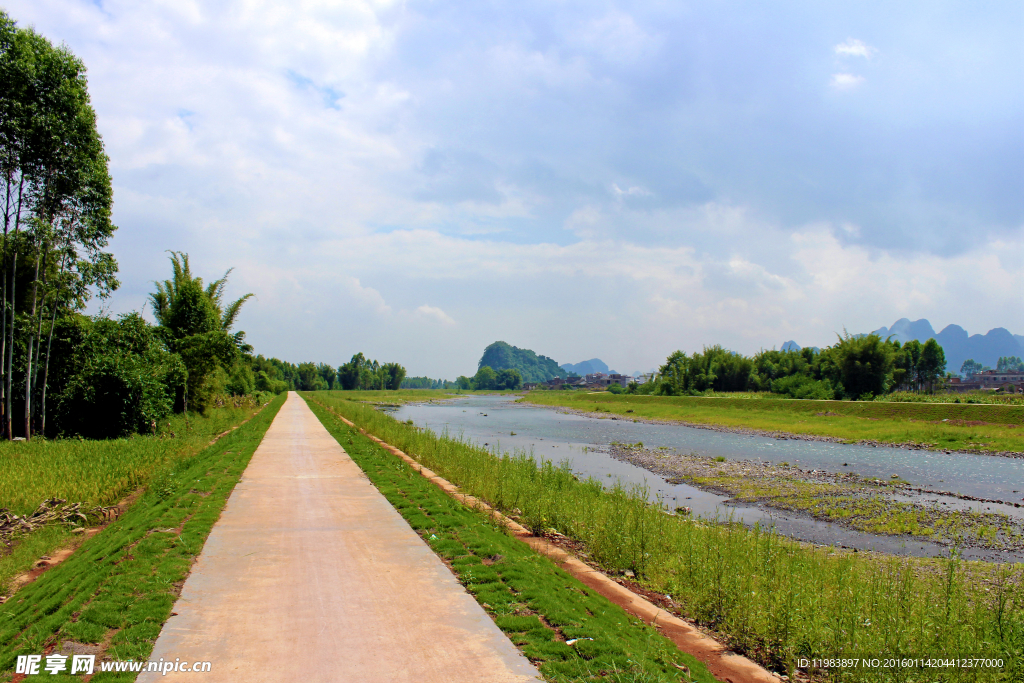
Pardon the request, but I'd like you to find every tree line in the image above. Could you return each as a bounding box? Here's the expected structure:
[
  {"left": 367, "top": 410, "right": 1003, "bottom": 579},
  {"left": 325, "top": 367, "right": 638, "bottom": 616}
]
[
  {"left": 2, "top": 13, "right": 118, "bottom": 439},
  {"left": 637, "top": 333, "right": 949, "bottom": 400},
  {"left": 961, "top": 356, "right": 1024, "bottom": 377},
  {"left": 456, "top": 365, "right": 522, "bottom": 390},
  {"left": 0, "top": 12, "right": 413, "bottom": 440}
]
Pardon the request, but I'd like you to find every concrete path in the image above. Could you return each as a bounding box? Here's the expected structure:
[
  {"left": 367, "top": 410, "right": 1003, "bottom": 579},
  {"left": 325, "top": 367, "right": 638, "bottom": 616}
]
[{"left": 140, "top": 393, "right": 540, "bottom": 683}]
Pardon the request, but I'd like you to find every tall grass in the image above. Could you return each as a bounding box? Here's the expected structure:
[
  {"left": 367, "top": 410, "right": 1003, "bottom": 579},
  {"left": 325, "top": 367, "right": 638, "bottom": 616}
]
[
  {"left": 879, "top": 391, "right": 1024, "bottom": 406},
  {"left": 0, "top": 396, "right": 268, "bottom": 514},
  {"left": 694, "top": 390, "right": 1024, "bottom": 406},
  {"left": 310, "top": 393, "right": 1024, "bottom": 681}
]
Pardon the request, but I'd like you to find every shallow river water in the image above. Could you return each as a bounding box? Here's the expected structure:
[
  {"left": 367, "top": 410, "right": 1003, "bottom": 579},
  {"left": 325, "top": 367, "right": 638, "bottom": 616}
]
[{"left": 390, "top": 395, "right": 1024, "bottom": 563}]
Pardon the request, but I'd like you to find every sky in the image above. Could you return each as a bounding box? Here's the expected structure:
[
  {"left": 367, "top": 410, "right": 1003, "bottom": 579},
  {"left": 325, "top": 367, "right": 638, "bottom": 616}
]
[{"left": 5, "top": 0, "right": 1023, "bottom": 378}]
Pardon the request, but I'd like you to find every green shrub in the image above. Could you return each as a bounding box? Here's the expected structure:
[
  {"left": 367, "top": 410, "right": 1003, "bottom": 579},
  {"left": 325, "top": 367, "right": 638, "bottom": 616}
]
[
  {"left": 770, "top": 374, "right": 836, "bottom": 400},
  {"left": 55, "top": 351, "right": 184, "bottom": 438},
  {"left": 226, "top": 361, "right": 255, "bottom": 396},
  {"left": 50, "top": 313, "right": 186, "bottom": 438}
]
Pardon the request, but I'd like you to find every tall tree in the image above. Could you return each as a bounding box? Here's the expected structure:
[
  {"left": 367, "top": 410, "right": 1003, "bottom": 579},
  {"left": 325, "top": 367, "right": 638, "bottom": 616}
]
[
  {"left": 918, "top": 339, "right": 946, "bottom": 390},
  {"left": 473, "top": 365, "right": 497, "bottom": 390},
  {"left": 338, "top": 353, "right": 366, "bottom": 390},
  {"left": 316, "top": 362, "right": 336, "bottom": 389},
  {"left": 1, "top": 13, "right": 116, "bottom": 438},
  {"left": 996, "top": 356, "right": 1024, "bottom": 372},
  {"left": 382, "top": 362, "right": 406, "bottom": 390},
  {"left": 960, "top": 359, "right": 984, "bottom": 378},
  {"left": 828, "top": 332, "right": 894, "bottom": 399},
  {"left": 149, "top": 253, "right": 252, "bottom": 413}
]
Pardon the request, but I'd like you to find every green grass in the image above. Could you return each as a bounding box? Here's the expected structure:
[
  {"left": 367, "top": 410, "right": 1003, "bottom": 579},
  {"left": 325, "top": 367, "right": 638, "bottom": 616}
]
[
  {"left": 308, "top": 392, "right": 1024, "bottom": 682},
  {"left": 0, "top": 396, "right": 270, "bottom": 601},
  {"left": 879, "top": 391, "right": 1024, "bottom": 406},
  {"left": 688, "top": 390, "right": 1024, "bottom": 406},
  {"left": 0, "top": 527, "right": 73, "bottom": 598},
  {"left": 0, "top": 393, "right": 285, "bottom": 681},
  {"left": 305, "top": 397, "right": 719, "bottom": 683},
  {"left": 524, "top": 392, "right": 1024, "bottom": 453},
  {"left": 0, "top": 396, "right": 269, "bottom": 515}
]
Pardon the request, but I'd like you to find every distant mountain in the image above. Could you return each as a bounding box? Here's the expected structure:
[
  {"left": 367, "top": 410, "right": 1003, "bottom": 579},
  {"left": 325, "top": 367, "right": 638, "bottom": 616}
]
[
  {"left": 872, "top": 318, "right": 938, "bottom": 343},
  {"left": 781, "top": 341, "right": 820, "bottom": 353},
  {"left": 560, "top": 358, "right": 609, "bottom": 376},
  {"left": 871, "top": 318, "right": 1024, "bottom": 374},
  {"left": 478, "top": 341, "right": 567, "bottom": 383},
  {"left": 788, "top": 319, "right": 1024, "bottom": 376}
]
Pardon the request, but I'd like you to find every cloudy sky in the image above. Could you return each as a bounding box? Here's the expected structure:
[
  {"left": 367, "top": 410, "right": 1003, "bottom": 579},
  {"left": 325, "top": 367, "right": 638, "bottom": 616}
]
[{"left": 7, "top": 0, "right": 1022, "bottom": 377}]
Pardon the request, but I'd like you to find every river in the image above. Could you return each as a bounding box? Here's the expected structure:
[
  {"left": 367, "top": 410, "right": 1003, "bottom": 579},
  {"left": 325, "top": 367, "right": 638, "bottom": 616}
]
[{"left": 389, "top": 395, "right": 1024, "bottom": 563}]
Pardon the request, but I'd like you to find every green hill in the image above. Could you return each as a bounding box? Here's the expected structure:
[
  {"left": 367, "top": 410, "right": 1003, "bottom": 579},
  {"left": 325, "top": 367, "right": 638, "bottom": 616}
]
[{"left": 478, "top": 341, "right": 567, "bottom": 383}]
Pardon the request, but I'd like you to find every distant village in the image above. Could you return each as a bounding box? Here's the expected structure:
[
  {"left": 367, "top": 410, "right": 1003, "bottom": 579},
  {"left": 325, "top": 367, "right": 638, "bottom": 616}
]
[
  {"left": 949, "top": 369, "right": 1024, "bottom": 393},
  {"left": 524, "top": 372, "right": 649, "bottom": 391}
]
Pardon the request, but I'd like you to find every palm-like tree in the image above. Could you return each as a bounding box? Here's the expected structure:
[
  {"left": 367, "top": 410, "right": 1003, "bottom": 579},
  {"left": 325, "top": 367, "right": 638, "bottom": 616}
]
[{"left": 149, "top": 251, "right": 253, "bottom": 350}]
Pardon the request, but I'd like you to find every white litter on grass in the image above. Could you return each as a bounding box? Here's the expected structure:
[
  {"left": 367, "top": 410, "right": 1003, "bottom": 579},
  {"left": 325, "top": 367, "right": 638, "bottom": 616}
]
[{"left": 565, "top": 638, "right": 593, "bottom": 646}]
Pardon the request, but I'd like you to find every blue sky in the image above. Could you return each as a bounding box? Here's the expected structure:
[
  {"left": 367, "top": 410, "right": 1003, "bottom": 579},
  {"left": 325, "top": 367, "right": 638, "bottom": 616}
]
[{"left": 6, "top": 0, "right": 1022, "bottom": 377}]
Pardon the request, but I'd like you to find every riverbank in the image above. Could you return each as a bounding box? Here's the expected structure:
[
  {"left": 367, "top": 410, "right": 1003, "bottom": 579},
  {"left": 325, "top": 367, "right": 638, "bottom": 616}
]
[
  {"left": 607, "top": 443, "right": 1024, "bottom": 557},
  {"left": 523, "top": 393, "right": 1024, "bottom": 458},
  {"left": 310, "top": 392, "right": 1023, "bottom": 680},
  {"left": 306, "top": 397, "right": 722, "bottom": 683}
]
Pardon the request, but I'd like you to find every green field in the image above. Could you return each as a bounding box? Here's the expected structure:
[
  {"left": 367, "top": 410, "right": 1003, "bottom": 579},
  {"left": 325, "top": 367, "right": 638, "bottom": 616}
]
[
  {"left": 525, "top": 392, "right": 1024, "bottom": 453},
  {"left": 0, "top": 394, "right": 285, "bottom": 679},
  {"left": 309, "top": 392, "right": 1024, "bottom": 681},
  {"left": 307, "top": 397, "right": 719, "bottom": 683},
  {"left": 0, "top": 396, "right": 270, "bottom": 598}
]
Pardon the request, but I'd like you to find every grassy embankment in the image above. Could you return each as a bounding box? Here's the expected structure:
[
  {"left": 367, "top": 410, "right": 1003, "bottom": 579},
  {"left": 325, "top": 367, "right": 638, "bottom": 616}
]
[
  {"left": 0, "top": 393, "right": 285, "bottom": 680},
  {"left": 526, "top": 392, "right": 1024, "bottom": 454},
  {"left": 311, "top": 392, "right": 1024, "bottom": 682},
  {"left": 305, "top": 397, "right": 718, "bottom": 683},
  {"left": 0, "top": 396, "right": 271, "bottom": 596},
  {"left": 689, "top": 390, "right": 1024, "bottom": 406}
]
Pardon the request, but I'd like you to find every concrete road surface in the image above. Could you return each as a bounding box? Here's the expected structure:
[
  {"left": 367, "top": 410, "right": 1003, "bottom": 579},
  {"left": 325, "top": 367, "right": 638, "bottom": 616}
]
[{"left": 139, "top": 392, "right": 541, "bottom": 683}]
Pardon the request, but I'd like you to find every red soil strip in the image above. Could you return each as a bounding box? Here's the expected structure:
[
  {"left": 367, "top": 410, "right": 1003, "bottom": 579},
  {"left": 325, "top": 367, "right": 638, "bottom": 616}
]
[{"left": 332, "top": 410, "right": 782, "bottom": 683}]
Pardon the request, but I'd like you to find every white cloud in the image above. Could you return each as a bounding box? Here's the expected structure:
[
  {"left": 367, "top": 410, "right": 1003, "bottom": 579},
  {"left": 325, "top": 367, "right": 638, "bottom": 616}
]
[
  {"left": 414, "top": 305, "right": 456, "bottom": 326},
  {"left": 7, "top": 0, "right": 1018, "bottom": 378},
  {"left": 830, "top": 73, "right": 865, "bottom": 88},
  {"left": 612, "top": 183, "right": 652, "bottom": 198},
  {"left": 346, "top": 277, "right": 392, "bottom": 316},
  {"left": 834, "top": 38, "right": 876, "bottom": 59}
]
